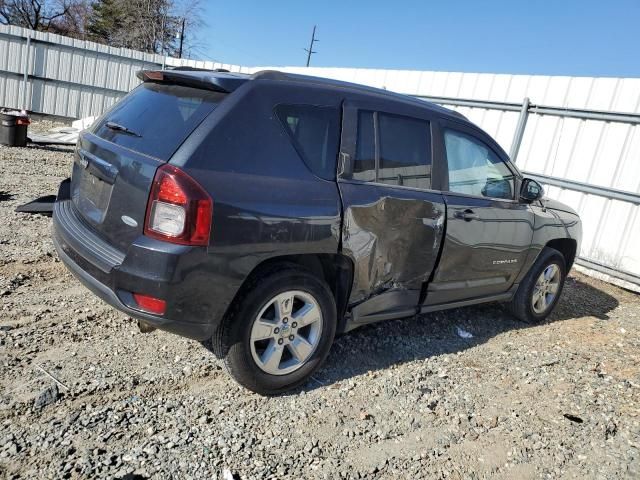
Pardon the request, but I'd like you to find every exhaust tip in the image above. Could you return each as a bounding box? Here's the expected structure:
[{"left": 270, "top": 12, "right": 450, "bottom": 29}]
[{"left": 137, "top": 319, "right": 157, "bottom": 334}]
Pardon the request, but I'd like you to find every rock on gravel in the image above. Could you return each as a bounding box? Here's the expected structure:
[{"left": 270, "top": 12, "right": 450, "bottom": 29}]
[
  {"left": 1, "top": 127, "right": 639, "bottom": 479},
  {"left": 33, "top": 384, "right": 59, "bottom": 409}
]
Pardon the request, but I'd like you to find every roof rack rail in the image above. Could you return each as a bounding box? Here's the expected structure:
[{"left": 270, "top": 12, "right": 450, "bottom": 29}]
[
  {"left": 251, "top": 70, "right": 289, "bottom": 81},
  {"left": 170, "top": 66, "right": 231, "bottom": 73}
]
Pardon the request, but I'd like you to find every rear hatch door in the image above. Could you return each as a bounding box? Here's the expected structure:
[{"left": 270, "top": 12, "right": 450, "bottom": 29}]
[{"left": 71, "top": 82, "right": 224, "bottom": 252}]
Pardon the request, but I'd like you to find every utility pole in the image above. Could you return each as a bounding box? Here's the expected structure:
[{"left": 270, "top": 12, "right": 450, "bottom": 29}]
[
  {"left": 159, "top": 11, "right": 166, "bottom": 55},
  {"left": 304, "top": 25, "right": 318, "bottom": 67},
  {"left": 178, "top": 18, "right": 186, "bottom": 59},
  {"left": 160, "top": 11, "right": 167, "bottom": 68}
]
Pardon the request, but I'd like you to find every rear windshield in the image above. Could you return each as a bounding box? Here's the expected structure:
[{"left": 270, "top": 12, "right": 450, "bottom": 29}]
[{"left": 93, "top": 83, "right": 224, "bottom": 160}]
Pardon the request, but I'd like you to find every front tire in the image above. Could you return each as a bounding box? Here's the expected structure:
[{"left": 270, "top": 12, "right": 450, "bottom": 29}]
[
  {"left": 509, "top": 247, "right": 566, "bottom": 323},
  {"left": 211, "top": 265, "right": 336, "bottom": 395}
]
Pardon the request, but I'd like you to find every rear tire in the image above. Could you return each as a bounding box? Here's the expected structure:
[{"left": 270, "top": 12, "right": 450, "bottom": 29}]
[
  {"left": 509, "top": 247, "right": 566, "bottom": 323},
  {"left": 210, "top": 265, "right": 336, "bottom": 395}
]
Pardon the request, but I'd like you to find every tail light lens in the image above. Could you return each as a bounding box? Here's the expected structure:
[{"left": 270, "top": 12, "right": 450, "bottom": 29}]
[
  {"left": 133, "top": 293, "right": 166, "bottom": 315},
  {"left": 144, "top": 165, "right": 212, "bottom": 246}
]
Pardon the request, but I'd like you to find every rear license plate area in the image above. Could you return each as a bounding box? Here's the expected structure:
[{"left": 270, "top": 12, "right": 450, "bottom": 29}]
[{"left": 72, "top": 167, "right": 113, "bottom": 223}]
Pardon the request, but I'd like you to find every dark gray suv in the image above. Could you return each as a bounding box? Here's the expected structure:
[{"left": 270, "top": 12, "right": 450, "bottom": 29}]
[{"left": 53, "top": 69, "right": 582, "bottom": 394}]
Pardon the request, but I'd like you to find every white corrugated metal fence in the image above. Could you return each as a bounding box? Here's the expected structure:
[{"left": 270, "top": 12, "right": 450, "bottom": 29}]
[
  {"left": 0, "top": 24, "right": 247, "bottom": 118},
  {"left": 1, "top": 25, "right": 639, "bottom": 290}
]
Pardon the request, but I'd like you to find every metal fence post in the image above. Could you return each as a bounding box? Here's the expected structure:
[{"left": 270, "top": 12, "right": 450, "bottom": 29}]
[
  {"left": 509, "top": 97, "right": 530, "bottom": 162},
  {"left": 21, "top": 32, "right": 31, "bottom": 110}
]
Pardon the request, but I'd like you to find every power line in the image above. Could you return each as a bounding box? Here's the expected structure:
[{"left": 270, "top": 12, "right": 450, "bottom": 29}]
[{"left": 304, "top": 25, "right": 318, "bottom": 67}]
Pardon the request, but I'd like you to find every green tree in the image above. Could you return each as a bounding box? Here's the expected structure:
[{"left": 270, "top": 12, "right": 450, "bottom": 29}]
[
  {"left": 86, "top": 0, "right": 121, "bottom": 44},
  {"left": 87, "top": 0, "right": 179, "bottom": 54}
]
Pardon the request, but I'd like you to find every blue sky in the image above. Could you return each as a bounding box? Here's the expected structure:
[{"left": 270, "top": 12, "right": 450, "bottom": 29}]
[{"left": 197, "top": 0, "right": 640, "bottom": 77}]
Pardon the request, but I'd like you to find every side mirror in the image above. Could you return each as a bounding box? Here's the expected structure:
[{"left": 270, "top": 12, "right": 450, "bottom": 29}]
[
  {"left": 520, "top": 178, "right": 544, "bottom": 203},
  {"left": 482, "top": 178, "right": 513, "bottom": 199}
]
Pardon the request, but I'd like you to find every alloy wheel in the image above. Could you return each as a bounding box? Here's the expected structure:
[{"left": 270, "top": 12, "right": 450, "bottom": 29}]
[
  {"left": 532, "top": 264, "right": 561, "bottom": 314},
  {"left": 249, "top": 290, "right": 323, "bottom": 375}
]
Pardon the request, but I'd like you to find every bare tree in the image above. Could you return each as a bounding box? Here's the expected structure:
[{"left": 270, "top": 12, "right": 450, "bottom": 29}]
[
  {"left": 0, "top": 0, "right": 208, "bottom": 56},
  {"left": 0, "top": 0, "right": 73, "bottom": 31},
  {"left": 86, "top": 0, "right": 206, "bottom": 56},
  {"left": 51, "top": 0, "right": 91, "bottom": 38},
  {"left": 88, "top": 0, "right": 171, "bottom": 53},
  {"left": 174, "top": 0, "right": 205, "bottom": 59}
]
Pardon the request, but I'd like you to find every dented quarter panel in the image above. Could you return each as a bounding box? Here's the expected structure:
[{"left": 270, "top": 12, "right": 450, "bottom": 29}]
[{"left": 338, "top": 182, "right": 446, "bottom": 317}]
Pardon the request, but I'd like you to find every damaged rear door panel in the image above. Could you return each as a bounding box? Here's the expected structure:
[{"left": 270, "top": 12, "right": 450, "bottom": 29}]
[{"left": 337, "top": 99, "right": 446, "bottom": 323}]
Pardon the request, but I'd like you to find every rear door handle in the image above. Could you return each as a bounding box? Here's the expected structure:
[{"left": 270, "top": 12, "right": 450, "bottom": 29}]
[{"left": 455, "top": 209, "right": 479, "bottom": 221}]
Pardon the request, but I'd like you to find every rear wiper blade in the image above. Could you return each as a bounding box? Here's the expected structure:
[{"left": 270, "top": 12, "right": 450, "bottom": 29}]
[{"left": 105, "top": 121, "right": 142, "bottom": 137}]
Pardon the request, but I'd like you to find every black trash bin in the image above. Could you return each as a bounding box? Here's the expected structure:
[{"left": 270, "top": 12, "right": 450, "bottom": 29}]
[{"left": 0, "top": 111, "right": 30, "bottom": 147}]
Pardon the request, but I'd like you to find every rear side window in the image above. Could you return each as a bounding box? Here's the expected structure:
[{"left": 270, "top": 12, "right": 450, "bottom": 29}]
[
  {"left": 276, "top": 104, "right": 340, "bottom": 180},
  {"left": 353, "top": 110, "right": 376, "bottom": 182},
  {"left": 378, "top": 113, "right": 431, "bottom": 189},
  {"left": 93, "top": 83, "right": 223, "bottom": 160},
  {"left": 351, "top": 110, "right": 432, "bottom": 189}
]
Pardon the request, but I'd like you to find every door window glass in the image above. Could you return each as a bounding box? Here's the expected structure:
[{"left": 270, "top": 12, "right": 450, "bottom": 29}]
[
  {"left": 353, "top": 110, "right": 376, "bottom": 182},
  {"left": 378, "top": 113, "right": 431, "bottom": 189},
  {"left": 351, "top": 110, "right": 431, "bottom": 189},
  {"left": 444, "top": 130, "right": 514, "bottom": 199}
]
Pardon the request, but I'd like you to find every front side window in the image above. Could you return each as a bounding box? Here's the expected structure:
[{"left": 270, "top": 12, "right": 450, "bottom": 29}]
[
  {"left": 351, "top": 110, "right": 431, "bottom": 189},
  {"left": 276, "top": 104, "right": 340, "bottom": 180},
  {"left": 444, "top": 130, "right": 514, "bottom": 200}
]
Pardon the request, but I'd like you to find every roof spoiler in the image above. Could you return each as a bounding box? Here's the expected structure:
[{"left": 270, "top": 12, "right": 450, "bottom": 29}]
[{"left": 136, "top": 69, "right": 248, "bottom": 93}]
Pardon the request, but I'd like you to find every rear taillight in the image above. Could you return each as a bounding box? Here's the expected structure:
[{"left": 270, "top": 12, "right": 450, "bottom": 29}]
[
  {"left": 144, "top": 165, "right": 212, "bottom": 246},
  {"left": 133, "top": 293, "right": 166, "bottom": 315}
]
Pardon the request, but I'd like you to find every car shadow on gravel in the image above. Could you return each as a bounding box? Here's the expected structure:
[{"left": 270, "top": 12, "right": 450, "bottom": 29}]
[
  {"left": 550, "top": 276, "right": 620, "bottom": 320},
  {"left": 25, "top": 144, "right": 75, "bottom": 154},
  {"left": 300, "top": 276, "right": 619, "bottom": 392}
]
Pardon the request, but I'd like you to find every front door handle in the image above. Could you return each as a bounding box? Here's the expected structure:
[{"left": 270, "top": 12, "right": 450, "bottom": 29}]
[{"left": 455, "top": 209, "right": 479, "bottom": 221}]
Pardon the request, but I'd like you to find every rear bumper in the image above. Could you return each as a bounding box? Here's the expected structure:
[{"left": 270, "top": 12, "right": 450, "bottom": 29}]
[
  {"left": 52, "top": 180, "right": 238, "bottom": 341},
  {"left": 53, "top": 233, "right": 214, "bottom": 340}
]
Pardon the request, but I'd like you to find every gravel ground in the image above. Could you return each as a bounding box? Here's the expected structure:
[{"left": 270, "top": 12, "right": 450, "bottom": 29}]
[{"left": 1, "top": 129, "right": 639, "bottom": 479}]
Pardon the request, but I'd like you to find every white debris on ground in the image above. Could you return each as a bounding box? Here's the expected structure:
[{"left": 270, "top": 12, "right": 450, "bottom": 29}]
[
  {"left": 27, "top": 115, "right": 96, "bottom": 145},
  {"left": 456, "top": 326, "right": 473, "bottom": 339}
]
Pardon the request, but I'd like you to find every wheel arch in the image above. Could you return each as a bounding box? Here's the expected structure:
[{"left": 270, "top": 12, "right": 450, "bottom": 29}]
[
  {"left": 545, "top": 238, "right": 577, "bottom": 271},
  {"left": 225, "top": 253, "right": 354, "bottom": 333}
]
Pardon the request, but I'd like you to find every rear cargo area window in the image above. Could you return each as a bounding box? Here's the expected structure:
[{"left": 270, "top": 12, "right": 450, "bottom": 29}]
[
  {"left": 276, "top": 104, "right": 340, "bottom": 180},
  {"left": 93, "top": 83, "right": 224, "bottom": 161}
]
